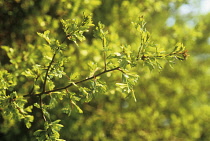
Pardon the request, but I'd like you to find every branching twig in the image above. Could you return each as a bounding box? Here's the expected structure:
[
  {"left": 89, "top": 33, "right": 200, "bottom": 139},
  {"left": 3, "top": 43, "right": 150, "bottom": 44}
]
[
  {"left": 140, "top": 50, "right": 188, "bottom": 61},
  {"left": 38, "top": 53, "right": 56, "bottom": 122},
  {"left": 24, "top": 67, "right": 121, "bottom": 97}
]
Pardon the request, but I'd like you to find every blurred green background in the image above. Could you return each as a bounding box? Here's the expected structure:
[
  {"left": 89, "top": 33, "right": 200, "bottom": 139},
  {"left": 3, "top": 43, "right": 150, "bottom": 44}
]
[{"left": 1, "top": 0, "right": 210, "bottom": 140}]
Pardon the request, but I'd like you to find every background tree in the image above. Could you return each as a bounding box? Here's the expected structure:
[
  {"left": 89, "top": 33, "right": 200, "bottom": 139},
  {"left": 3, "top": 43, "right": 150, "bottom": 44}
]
[{"left": 0, "top": 0, "right": 210, "bottom": 140}]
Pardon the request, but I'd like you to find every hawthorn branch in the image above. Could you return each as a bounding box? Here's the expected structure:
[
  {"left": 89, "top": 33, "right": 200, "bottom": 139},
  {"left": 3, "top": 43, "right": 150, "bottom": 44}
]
[
  {"left": 24, "top": 66, "right": 121, "bottom": 97},
  {"left": 140, "top": 50, "right": 188, "bottom": 61}
]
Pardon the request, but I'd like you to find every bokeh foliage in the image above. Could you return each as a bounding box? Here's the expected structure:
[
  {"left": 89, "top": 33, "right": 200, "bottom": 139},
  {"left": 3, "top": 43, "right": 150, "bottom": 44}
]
[{"left": 0, "top": 0, "right": 210, "bottom": 140}]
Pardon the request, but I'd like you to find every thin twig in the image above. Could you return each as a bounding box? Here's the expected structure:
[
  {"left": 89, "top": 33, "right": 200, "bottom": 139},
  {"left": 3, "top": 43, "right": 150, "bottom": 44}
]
[
  {"left": 40, "top": 97, "right": 51, "bottom": 138},
  {"left": 39, "top": 95, "right": 47, "bottom": 122},
  {"left": 103, "top": 37, "right": 107, "bottom": 71},
  {"left": 43, "top": 53, "right": 56, "bottom": 93},
  {"left": 104, "top": 51, "right": 107, "bottom": 71},
  {"left": 136, "top": 42, "right": 143, "bottom": 60}
]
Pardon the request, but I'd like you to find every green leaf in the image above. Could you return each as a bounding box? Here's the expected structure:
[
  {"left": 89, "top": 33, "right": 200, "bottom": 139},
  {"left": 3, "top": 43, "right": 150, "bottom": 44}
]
[
  {"left": 62, "top": 107, "right": 72, "bottom": 116},
  {"left": 171, "top": 42, "right": 185, "bottom": 54},
  {"left": 24, "top": 115, "right": 34, "bottom": 128},
  {"left": 93, "top": 21, "right": 108, "bottom": 40},
  {"left": 34, "top": 129, "right": 45, "bottom": 136},
  {"left": 34, "top": 103, "right": 40, "bottom": 108},
  {"left": 0, "top": 70, "right": 16, "bottom": 90},
  {"left": 24, "top": 105, "right": 33, "bottom": 113},
  {"left": 22, "top": 69, "right": 37, "bottom": 78},
  {"left": 116, "top": 83, "right": 128, "bottom": 89},
  {"left": 51, "top": 120, "right": 64, "bottom": 132},
  {"left": 78, "top": 87, "right": 91, "bottom": 100},
  {"left": 44, "top": 121, "right": 49, "bottom": 130},
  {"left": 71, "top": 100, "right": 83, "bottom": 113},
  {"left": 43, "top": 109, "right": 51, "bottom": 120},
  {"left": 131, "top": 89, "right": 137, "bottom": 102},
  {"left": 37, "top": 30, "right": 51, "bottom": 44}
]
